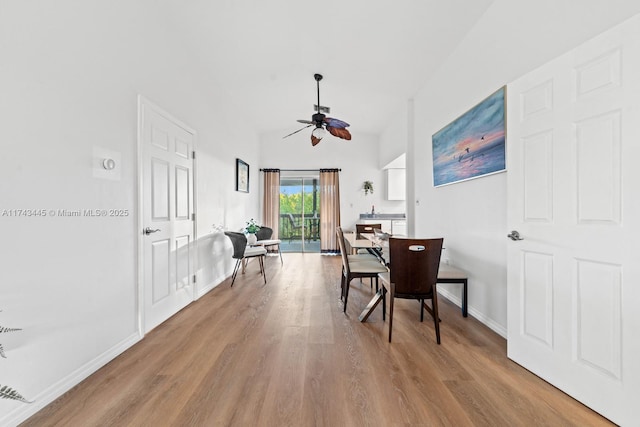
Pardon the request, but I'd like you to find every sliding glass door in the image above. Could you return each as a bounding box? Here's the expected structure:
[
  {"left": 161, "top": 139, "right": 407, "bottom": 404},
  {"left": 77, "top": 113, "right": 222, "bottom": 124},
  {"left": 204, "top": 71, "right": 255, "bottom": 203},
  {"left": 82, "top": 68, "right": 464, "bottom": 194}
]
[{"left": 279, "top": 176, "right": 320, "bottom": 253}]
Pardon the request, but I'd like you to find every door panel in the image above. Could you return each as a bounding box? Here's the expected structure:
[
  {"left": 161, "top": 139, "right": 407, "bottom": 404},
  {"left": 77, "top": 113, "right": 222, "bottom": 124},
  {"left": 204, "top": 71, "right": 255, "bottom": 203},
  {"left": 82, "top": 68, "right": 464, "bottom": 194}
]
[
  {"left": 151, "top": 159, "right": 170, "bottom": 220},
  {"left": 521, "top": 250, "right": 553, "bottom": 347},
  {"left": 175, "top": 166, "right": 190, "bottom": 219},
  {"left": 140, "top": 98, "right": 195, "bottom": 333},
  {"left": 175, "top": 234, "right": 191, "bottom": 290},
  {"left": 507, "top": 15, "right": 640, "bottom": 425},
  {"left": 152, "top": 239, "right": 170, "bottom": 303},
  {"left": 575, "top": 259, "right": 622, "bottom": 380}
]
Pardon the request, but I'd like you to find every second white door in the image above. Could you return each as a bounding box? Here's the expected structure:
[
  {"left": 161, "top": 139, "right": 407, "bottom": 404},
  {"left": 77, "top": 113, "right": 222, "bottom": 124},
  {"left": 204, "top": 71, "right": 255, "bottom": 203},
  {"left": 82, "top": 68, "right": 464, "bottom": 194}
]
[
  {"left": 140, "top": 97, "right": 196, "bottom": 333},
  {"left": 507, "top": 15, "right": 640, "bottom": 426}
]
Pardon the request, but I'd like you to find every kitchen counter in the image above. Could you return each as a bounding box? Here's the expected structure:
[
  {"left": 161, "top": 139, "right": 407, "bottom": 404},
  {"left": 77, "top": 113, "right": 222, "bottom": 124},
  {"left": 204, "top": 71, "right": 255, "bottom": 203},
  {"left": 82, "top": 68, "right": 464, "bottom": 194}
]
[{"left": 358, "top": 214, "right": 407, "bottom": 235}]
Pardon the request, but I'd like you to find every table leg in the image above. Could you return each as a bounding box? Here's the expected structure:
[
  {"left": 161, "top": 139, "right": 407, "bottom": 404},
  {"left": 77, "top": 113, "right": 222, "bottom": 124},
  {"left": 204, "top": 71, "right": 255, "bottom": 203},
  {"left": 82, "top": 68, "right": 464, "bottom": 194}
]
[
  {"left": 462, "top": 279, "right": 468, "bottom": 317},
  {"left": 436, "top": 278, "right": 468, "bottom": 318},
  {"left": 359, "top": 289, "right": 384, "bottom": 322}
]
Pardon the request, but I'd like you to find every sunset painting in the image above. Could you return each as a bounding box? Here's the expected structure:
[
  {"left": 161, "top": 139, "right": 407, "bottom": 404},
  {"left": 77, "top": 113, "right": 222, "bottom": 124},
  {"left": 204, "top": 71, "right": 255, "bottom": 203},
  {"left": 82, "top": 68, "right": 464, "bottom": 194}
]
[{"left": 432, "top": 87, "right": 506, "bottom": 187}]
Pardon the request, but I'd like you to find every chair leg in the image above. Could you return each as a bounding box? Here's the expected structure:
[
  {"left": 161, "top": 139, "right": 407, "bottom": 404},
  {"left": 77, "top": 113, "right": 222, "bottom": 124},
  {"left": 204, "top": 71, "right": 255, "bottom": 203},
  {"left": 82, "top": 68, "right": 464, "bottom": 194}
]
[
  {"left": 231, "top": 259, "right": 242, "bottom": 287},
  {"left": 382, "top": 287, "right": 386, "bottom": 321},
  {"left": 278, "top": 245, "right": 283, "bottom": 265},
  {"left": 259, "top": 255, "right": 266, "bottom": 284},
  {"left": 432, "top": 294, "right": 441, "bottom": 345},
  {"left": 343, "top": 276, "right": 351, "bottom": 313},
  {"left": 420, "top": 298, "right": 424, "bottom": 322},
  {"left": 388, "top": 285, "right": 395, "bottom": 342}
]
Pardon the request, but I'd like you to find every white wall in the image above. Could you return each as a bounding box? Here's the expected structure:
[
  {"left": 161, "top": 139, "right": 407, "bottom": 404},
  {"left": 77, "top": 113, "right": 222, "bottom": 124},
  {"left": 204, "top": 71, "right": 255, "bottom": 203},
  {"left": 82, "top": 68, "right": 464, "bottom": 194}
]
[
  {"left": 0, "top": 1, "right": 260, "bottom": 424},
  {"left": 401, "top": 1, "right": 640, "bottom": 334},
  {"left": 379, "top": 104, "right": 408, "bottom": 169},
  {"left": 259, "top": 130, "right": 405, "bottom": 230}
]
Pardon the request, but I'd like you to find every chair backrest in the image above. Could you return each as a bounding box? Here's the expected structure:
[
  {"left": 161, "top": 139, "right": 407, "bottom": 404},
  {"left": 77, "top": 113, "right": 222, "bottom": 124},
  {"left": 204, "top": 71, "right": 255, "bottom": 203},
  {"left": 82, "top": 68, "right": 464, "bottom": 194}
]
[
  {"left": 388, "top": 237, "right": 443, "bottom": 298},
  {"left": 335, "top": 227, "right": 350, "bottom": 275},
  {"left": 256, "top": 226, "right": 273, "bottom": 241},
  {"left": 224, "top": 231, "right": 247, "bottom": 259},
  {"left": 356, "top": 223, "right": 381, "bottom": 239},
  {"left": 287, "top": 213, "right": 297, "bottom": 226}
]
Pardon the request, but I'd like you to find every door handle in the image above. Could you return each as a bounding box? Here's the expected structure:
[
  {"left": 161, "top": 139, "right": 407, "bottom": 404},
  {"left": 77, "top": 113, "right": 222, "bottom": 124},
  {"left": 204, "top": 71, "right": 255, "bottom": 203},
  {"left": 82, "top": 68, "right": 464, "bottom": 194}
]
[
  {"left": 507, "top": 230, "right": 523, "bottom": 241},
  {"left": 144, "top": 227, "right": 161, "bottom": 235}
]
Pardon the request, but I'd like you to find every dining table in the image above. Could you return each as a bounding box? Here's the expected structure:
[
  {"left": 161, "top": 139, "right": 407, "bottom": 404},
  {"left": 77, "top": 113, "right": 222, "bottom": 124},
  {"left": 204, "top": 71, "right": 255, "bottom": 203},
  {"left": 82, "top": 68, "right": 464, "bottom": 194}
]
[
  {"left": 344, "top": 231, "right": 469, "bottom": 321},
  {"left": 341, "top": 230, "right": 380, "bottom": 254}
]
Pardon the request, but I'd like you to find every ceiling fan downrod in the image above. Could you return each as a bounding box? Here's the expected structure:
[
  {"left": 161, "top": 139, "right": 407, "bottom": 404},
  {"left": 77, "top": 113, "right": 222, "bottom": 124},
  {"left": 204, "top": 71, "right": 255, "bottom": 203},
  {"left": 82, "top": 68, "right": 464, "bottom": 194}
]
[{"left": 313, "top": 74, "right": 324, "bottom": 127}]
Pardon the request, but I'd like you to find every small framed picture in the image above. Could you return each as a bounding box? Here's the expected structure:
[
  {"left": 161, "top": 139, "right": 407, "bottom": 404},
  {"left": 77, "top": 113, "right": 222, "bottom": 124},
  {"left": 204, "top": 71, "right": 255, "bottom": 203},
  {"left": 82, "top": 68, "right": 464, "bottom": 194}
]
[{"left": 236, "top": 158, "right": 249, "bottom": 192}]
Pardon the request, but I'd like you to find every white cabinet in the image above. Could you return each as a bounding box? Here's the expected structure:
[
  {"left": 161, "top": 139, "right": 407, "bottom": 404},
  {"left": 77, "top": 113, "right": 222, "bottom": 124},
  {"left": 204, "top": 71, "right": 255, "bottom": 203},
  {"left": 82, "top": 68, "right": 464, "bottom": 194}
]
[
  {"left": 386, "top": 168, "right": 405, "bottom": 200},
  {"left": 391, "top": 220, "right": 407, "bottom": 236}
]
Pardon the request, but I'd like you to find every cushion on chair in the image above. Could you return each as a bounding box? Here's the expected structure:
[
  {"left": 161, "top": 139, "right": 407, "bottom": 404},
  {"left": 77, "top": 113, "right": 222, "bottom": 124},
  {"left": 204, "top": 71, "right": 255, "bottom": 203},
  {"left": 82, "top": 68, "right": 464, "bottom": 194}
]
[
  {"left": 348, "top": 253, "right": 378, "bottom": 262},
  {"left": 349, "top": 260, "right": 388, "bottom": 274},
  {"left": 244, "top": 246, "right": 267, "bottom": 257},
  {"left": 255, "top": 239, "right": 281, "bottom": 246}
]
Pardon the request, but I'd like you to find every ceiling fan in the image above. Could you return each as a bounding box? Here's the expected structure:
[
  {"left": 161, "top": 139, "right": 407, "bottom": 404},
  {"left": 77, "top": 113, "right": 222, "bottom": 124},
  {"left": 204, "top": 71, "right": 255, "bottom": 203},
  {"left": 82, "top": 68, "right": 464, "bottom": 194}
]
[{"left": 283, "top": 73, "right": 352, "bottom": 146}]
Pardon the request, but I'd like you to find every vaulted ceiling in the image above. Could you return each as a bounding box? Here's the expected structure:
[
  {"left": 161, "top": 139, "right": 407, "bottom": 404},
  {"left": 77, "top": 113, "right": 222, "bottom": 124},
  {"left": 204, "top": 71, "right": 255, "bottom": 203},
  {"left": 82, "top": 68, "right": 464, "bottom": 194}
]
[{"left": 164, "top": 0, "right": 494, "bottom": 136}]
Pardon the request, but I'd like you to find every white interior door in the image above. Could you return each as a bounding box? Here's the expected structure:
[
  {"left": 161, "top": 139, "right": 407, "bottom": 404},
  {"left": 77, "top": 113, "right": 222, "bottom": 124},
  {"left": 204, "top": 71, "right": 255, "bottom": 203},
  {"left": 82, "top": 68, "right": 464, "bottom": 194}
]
[
  {"left": 507, "top": 15, "right": 640, "bottom": 425},
  {"left": 139, "top": 97, "right": 195, "bottom": 333}
]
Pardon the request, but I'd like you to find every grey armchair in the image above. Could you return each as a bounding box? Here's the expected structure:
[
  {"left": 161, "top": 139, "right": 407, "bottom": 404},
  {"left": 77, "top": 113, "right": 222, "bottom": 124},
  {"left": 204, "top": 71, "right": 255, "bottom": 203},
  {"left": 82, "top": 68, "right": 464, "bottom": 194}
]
[{"left": 224, "top": 231, "right": 267, "bottom": 286}]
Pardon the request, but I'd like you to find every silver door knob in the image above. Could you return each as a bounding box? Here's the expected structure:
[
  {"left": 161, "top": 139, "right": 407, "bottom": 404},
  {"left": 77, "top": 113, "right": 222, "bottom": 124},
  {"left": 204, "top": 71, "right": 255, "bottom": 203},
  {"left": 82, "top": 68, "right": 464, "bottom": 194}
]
[
  {"left": 144, "top": 227, "right": 160, "bottom": 235},
  {"left": 507, "top": 230, "right": 523, "bottom": 241}
]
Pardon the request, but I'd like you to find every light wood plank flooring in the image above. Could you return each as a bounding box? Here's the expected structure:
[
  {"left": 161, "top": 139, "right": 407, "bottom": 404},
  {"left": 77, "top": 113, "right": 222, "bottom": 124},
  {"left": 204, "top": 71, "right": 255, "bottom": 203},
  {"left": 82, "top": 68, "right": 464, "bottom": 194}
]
[{"left": 23, "top": 253, "right": 613, "bottom": 426}]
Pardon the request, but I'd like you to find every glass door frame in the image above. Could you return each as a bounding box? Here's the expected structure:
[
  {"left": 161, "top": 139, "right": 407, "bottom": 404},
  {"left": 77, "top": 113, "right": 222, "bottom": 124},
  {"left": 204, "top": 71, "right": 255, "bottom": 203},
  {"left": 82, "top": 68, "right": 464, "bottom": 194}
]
[{"left": 279, "top": 171, "right": 320, "bottom": 253}]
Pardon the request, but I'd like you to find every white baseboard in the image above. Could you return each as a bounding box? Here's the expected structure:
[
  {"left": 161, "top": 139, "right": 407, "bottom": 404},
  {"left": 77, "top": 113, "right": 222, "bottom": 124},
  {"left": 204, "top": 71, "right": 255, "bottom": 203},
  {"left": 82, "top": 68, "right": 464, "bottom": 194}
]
[
  {"left": 1, "top": 332, "right": 141, "bottom": 427},
  {"left": 437, "top": 288, "right": 507, "bottom": 338},
  {"left": 196, "top": 273, "right": 228, "bottom": 299}
]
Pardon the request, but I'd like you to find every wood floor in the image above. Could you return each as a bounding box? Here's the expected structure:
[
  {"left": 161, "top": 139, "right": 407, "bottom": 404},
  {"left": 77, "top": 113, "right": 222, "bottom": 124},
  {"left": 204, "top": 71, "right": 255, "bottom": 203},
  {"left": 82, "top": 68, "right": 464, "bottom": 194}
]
[{"left": 23, "top": 253, "right": 613, "bottom": 427}]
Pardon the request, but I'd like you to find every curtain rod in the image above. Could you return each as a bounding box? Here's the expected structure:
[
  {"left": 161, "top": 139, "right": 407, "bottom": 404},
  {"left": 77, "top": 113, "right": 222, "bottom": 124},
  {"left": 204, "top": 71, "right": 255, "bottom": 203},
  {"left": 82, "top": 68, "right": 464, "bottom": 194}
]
[{"left": 259, "top": 168, "right": 341, "bottom": 172}]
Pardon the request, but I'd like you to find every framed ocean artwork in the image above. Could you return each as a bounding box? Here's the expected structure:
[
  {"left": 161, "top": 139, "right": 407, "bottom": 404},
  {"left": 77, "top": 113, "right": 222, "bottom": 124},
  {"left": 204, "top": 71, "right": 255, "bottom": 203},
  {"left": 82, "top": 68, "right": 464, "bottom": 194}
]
[{"left": 432, "top": 87, "right": 506, "bottom": 187}]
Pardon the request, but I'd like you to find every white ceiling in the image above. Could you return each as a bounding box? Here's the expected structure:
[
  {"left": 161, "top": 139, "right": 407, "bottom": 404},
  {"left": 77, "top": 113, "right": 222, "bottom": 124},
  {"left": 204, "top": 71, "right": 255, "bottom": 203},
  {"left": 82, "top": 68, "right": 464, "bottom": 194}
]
[{"left": 164, "top": 0, "right": 494, "bottom": 136}]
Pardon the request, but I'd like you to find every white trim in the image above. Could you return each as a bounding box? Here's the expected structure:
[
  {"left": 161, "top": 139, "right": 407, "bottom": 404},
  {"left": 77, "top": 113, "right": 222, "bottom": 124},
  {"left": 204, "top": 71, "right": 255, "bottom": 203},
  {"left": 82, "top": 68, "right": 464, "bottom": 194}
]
[
  {"left": 196, "top": 275, "right": 227, "bottom": 299},
  {"left": 1, "top": 333, "right": 141, "bottom": 427},
  {"left": 136, "top": 95, "right": 145, "bottom": 336},
  {"left": 437, "top": 288, "right": 507, "bottom": 338}
]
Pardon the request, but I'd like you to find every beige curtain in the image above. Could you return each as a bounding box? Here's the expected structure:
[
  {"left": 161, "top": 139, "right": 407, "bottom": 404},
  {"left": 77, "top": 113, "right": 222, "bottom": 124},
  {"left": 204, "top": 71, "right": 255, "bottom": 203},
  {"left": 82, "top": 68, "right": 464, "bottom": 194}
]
[
  {"left": 262, "top": 169, "right": 280, "bottom": 238},
  {"left": 319, "top": 169, "right": 341, "bottom": 254}
]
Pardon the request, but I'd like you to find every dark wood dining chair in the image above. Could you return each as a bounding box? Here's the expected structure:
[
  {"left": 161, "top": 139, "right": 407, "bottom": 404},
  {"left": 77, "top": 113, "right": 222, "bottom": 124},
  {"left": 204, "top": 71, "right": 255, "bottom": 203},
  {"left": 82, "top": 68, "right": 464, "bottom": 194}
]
[
  {"left": 380, "top": 237, "right": 443, "bottom": 343},
  {"left": 354, "top": 224, "right": 383, "bottom": 266},
  {"left": 336, "top": 227, "right": 388, "bottom": 314},
  {"left": 356, "top": 223, "right": 382, "bottom": 239}
]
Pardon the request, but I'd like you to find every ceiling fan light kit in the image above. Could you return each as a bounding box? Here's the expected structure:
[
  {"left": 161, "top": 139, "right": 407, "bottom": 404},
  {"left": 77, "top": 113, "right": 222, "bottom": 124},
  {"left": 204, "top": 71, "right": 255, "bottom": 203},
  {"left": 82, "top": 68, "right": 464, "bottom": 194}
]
[{"left": 283, "top": 73, "right": 352, "bottom": 146}]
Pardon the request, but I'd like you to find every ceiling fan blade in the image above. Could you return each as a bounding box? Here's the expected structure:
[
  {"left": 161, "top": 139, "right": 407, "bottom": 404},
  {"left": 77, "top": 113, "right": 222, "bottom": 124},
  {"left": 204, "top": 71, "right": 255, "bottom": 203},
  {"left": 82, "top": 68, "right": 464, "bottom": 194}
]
[
  {"left": 327, "top": 126, "right": 352, "bottom": 140},
  {"left": 297, "top": 119, "right": 314, "bottom": 125},
  {"left": 311, "top": 134, "right": 322, "bottom": 146},
  {"left": 283, "top": 124, "right": 313, "bottom": 139},
  {"left": 324, "top": 117, "right": 350, "bottom": 128}
]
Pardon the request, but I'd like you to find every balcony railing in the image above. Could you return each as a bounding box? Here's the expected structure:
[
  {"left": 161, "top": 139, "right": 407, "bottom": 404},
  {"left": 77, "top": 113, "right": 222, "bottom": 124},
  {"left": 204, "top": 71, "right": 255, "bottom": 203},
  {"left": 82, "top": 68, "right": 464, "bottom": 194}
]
[{"left": 279, "top": 213, "right": 320, "bottom": 242}]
